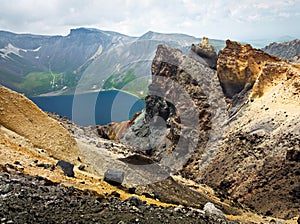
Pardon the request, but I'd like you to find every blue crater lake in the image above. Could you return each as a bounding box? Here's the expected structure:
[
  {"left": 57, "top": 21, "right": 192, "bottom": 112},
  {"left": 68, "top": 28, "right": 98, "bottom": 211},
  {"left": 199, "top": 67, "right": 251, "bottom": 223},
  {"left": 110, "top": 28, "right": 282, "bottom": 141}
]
[{"left": 31, "top": 90, "right": 145, "bottom": 126}]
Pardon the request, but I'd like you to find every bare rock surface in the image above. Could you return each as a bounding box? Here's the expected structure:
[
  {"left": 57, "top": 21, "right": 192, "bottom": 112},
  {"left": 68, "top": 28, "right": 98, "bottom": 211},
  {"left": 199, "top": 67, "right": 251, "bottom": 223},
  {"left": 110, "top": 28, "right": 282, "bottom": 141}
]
[
  {"left": 201, "top": 40, "right": 300, "bottom": 219},
  {"left": 262, "top": 39, "right": 300, "bottom": 61}
]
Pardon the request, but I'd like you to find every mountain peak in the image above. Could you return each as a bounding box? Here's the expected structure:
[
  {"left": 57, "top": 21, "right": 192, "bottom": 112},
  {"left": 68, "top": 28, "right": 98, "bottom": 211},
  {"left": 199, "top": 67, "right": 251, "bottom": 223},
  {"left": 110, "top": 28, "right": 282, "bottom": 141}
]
[
  {"left": 139, "top": 31, "right": 158, "bottom": 39},
  {"left": 69, "top": 27, "right": 101, "bottom": 35}
]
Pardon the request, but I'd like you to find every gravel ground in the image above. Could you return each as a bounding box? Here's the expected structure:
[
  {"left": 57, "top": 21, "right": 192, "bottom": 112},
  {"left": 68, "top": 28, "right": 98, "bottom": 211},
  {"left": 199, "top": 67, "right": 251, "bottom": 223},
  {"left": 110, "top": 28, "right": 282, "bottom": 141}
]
[{"left": 0, "top": 169, "right": 240, "bottom": 224}]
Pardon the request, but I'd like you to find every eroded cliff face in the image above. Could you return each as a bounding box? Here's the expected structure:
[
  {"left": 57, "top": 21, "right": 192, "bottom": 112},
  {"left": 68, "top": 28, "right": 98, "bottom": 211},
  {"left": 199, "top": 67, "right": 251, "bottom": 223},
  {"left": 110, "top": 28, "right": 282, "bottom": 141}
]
[
  {"left": 123, "top": 40, "right": 300, "bottom": 219},
  {"left": 201, "top": 41, "right": 300, "bottom": 219},
  {"left": 0, "top": 86, "right": 81, "bottom": 164},
  {"left": 217, "top": 40, "right": 300, "bottom": 117},
  {"left": 122, "top": 43, "right": 226, "bottom": 175},
  {"left": 217, "top": 40, "right": 281, "bottom": 111}
]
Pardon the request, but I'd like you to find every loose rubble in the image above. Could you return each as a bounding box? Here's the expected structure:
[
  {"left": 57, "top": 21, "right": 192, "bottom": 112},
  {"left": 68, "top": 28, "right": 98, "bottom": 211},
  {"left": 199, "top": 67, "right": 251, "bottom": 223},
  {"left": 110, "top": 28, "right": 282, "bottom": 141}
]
[{"left": 0, "top": 170, "right": 240, "bottom": 224}]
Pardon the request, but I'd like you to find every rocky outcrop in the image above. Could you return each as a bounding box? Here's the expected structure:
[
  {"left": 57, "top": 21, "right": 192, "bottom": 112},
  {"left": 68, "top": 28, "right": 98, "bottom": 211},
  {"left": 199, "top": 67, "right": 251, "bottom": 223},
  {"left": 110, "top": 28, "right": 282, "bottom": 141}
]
[
  {"left": 190, "top": 37, "right": 218, "bottom": 69},
  {"left": 123, "top": 41, "right": 300, "bottom": 219},
  {"left": 262, "top": 39, "right": 300, "bottom": 61},
  {"left": 216, "top": 40, "right": 300, "bottom": 116},
  {"left": 217, "top": 40, "right": 282, "bottom": 99},
  {"left": 122, "top": 44, "right": 226, "bottom": 179},
  {"left": 201, "top": 40, "right": 300, "bottom": 219},
  {"left": 0, "top": 86, "right": 81, "bottom": 164}
]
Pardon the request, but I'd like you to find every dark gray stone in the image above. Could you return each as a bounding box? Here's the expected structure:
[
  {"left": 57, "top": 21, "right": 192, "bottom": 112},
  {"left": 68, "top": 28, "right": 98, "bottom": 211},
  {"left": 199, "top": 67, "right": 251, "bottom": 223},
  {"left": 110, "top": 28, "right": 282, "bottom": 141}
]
[
  {"left": 78, "top": 164, "right": 85, "bottom": 171},
  {"left": 104, "top": 169, "right": 125, "bottom": 186},
  {"left": 56, "top": 160, "right": 74, "bottom": 177},
  {"left": 125, "top": 196, "right": 143, "bottom": 207},
  {"left": 286, "top": 149, "right": 300, "bottom": 162}
]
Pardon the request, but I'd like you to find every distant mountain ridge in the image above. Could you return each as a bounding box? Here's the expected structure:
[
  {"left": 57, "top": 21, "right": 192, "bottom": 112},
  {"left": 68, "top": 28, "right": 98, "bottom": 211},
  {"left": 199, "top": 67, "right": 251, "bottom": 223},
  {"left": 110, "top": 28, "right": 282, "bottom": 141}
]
[
  {"left": 0, "top": 28, "right": 124, "bottom": 95},
  {"left": 262, "top": 39, "right": 300, "bottom": 62},
  {"left": 0, "top": 28, "right": 225, "bottom": 97},
  {"left": 3, "top": 28, "right": 297, "bottom": 97}
]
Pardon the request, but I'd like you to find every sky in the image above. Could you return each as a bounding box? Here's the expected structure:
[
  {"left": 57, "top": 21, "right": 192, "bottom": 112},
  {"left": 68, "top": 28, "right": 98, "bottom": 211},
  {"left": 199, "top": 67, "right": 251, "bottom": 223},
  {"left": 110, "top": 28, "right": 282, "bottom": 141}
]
[{"left": 0, "top": 0, "right": 299, "bottom": 40}]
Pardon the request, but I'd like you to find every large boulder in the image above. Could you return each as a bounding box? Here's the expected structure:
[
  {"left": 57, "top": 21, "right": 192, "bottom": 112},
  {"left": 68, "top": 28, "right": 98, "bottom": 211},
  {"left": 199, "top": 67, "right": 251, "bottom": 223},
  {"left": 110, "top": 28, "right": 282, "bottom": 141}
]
[{"left": 104, "top": 169, "right": 125, "bottom": 186}]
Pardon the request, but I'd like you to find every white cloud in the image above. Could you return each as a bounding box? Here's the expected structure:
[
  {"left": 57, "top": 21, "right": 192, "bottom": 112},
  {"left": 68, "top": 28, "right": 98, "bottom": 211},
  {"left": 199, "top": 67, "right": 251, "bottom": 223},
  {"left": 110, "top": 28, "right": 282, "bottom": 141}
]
[{"left": 0, "top": 0, "right": 299, "bottom": 39}]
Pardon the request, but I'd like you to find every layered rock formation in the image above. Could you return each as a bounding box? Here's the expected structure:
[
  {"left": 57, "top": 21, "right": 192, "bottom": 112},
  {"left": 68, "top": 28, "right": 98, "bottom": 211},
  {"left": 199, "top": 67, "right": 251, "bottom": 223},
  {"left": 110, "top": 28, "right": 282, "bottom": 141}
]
[
  {"left": 217, "top": 40, "right": 300, "bottom": 116},
  {"left": 122, "top": 43, "right": 226, "bottom": 175}
]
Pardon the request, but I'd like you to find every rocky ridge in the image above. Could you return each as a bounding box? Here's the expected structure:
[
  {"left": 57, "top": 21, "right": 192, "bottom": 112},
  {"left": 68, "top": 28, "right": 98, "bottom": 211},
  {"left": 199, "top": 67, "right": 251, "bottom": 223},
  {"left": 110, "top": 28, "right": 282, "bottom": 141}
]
[
  {"left": 121, "top": 42, "right": 226, "bottom": 177},
  {"left": 201, "top": 40, "right": 300, "bottom": 219},
  {"left": 190, "top": 37, "right": 218, "bottom": 69},
  {"left": 262, "top": 39, "right": 300, "bottom": 63}
]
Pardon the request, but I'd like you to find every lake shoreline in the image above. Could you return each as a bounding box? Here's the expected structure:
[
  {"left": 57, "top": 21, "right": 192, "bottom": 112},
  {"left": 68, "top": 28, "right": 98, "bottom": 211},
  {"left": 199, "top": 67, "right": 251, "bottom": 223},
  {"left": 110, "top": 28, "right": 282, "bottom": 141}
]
[
  {"left": 37, "top": 87, "right": 145, "bottom": 99},
  {"left": 31, "top": 90, "right": 145, "bottom": 126}
]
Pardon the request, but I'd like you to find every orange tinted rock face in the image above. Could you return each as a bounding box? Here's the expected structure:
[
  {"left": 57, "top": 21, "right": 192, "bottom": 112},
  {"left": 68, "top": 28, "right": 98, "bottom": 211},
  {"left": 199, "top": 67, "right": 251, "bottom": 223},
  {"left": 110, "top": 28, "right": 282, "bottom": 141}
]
[
  {"left": 251, "top": 61, "right": 300, "bottom": 98},
  {"left": 96, "top": 112, "right": 142, "bottom": 140},
  {"left": 217, "top": 40, "right": 282, "bottom": 98},
  {"left": 97, "top": 120, "right": 131, "bottom": 140},
  {"left": 203, "top": 40, "right": 300, "bottom": 219}
]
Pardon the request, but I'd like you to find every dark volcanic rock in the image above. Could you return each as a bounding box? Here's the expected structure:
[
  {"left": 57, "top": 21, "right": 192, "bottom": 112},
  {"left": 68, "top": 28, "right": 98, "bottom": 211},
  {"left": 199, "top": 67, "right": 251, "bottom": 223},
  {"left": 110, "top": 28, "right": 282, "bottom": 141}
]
[
  {"left": 0, "top": 171, "right": 237, "bottom": 224},
  {"left": 56, "top": 160, "right": 75, "bottom": 177},
  {"left": 104, "top": 169, "right": 125, "bottom": 186},
  {"left": 286, "top": 149, "right": 300, "bottom": 162},
  {"left": 122, "top": 44, "right": 227, "bottom": 179},
  {"left": 118, "top": 154, "right": 155, "bottom": 165},
  {"left": 124, "top": 196, "right": 144, "bottom": 207}
]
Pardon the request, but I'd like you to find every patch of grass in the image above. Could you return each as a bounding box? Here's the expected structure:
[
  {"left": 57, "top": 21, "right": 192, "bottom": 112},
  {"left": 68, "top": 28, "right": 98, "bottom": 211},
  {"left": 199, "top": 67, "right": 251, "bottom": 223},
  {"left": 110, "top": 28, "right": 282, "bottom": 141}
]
[
  {"left": 122, "top": 76, "right": 150, "bottom": 99},
  {"left": 103, "top": 68, "right": 151, "bottom": 98},
  {"left": 103, "top": 68, "right": 137, "bottom": 90},
  {"left": 63, "top": 71, "right": 77, "bottom": 87},
  {"left": 17, "top": 72, "right": 64, "bottom": 96}
]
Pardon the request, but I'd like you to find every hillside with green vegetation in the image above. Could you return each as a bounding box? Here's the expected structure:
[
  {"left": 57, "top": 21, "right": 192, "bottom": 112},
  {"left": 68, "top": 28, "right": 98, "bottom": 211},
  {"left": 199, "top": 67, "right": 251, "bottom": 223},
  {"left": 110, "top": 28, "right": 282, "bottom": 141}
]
[
  {"left": 0, "top": 28, "right": 228, "bottom": 97},
  {"left": 16, "top": 72, "right": 77, "bottom": 96},
  {"left": 122, "top": 76, "right": 150, "bottom": 99},
  {"left": 103, "top": 68, "right": 150, "bottom": 98},
  {"left": 103, "top": 68, "right": 136, "bottom": 90}
]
